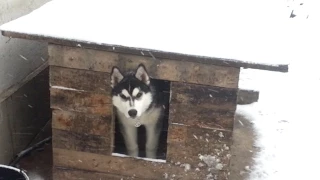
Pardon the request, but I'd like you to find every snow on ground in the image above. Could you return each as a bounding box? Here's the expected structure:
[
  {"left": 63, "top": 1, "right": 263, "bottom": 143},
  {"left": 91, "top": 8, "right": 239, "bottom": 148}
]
[{"left": 237, "top": 57, "right": 320, "bottom": 179}]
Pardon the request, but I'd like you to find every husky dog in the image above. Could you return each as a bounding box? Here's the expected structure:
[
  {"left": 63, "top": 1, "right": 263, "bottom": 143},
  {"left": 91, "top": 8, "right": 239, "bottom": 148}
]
[{"left": 110, "top": 64, "right": 164, "bottom": 159}]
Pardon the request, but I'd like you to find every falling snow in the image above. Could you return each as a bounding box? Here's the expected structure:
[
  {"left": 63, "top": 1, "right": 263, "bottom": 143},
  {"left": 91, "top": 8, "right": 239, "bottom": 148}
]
[{"left": 19, "top": 55, "right": 28, "bottom": 61}]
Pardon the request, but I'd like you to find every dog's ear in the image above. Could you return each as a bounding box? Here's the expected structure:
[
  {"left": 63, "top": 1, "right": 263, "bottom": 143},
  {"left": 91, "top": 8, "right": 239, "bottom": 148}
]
[
  {"left": 135, "top": 64, "right": 150, "bottom": 85},
  {"left": 111, "top": 67, "right": 123, "bottom": 88}
]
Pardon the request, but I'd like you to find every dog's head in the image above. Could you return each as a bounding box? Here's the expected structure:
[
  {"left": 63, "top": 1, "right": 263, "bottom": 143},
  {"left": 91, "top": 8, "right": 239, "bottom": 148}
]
[{"left": 110, "top": 64, "right": 152, "bottom": 119}]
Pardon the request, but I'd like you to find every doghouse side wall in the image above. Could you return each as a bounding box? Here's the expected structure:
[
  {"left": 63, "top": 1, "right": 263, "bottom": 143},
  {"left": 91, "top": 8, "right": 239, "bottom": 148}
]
[{"left": 49, "top": 44, "right": 239, "bottom": 179}]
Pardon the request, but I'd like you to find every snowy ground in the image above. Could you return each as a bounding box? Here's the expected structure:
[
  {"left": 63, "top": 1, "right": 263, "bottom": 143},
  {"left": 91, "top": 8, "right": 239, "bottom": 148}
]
[{"left": 237, "top": 58, "right": 320, "bottom": 179}]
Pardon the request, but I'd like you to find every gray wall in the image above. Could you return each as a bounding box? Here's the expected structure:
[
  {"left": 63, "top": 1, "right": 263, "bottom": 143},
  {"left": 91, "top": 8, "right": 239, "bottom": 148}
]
[
  {"left": 0, "top": 0, "right": 51, "bottom": 164},
  {"left": 0, "top": 0, "right": 50, "bottom": 95}
]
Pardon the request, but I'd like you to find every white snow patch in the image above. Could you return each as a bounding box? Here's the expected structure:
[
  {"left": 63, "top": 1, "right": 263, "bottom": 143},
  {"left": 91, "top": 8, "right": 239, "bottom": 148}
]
[
  {"left": 50, "top": 85, "right": 85, "bottom": 92},
  {"left": 111, "top": 153, "right": 166, "bottom": 163},
  {"left": 198, "top": 162, "right": 205, "bottom": 167},
  {"left": 199, "top": 154, "right": 223, "bottom": 170},
  {"left": 171, "top": 122, "right": 185, "bottom": 126},
  {"left": 163, "top": 173, "right": 168, "bottom": 179},
  {"left": 218, "top": 132, "right": 224, "bottom": 138},
  {"left": 226, "top": 154, "right": 232, "bottom": 159},
  {"left": 215, "top": 163, "right": 224, "bottom": 170},
  {"left": 206, "top": 173, "right": 213, "bottom": 179},
  {"left": 180, "top": 163, "right": 191, "bottom": 172}
]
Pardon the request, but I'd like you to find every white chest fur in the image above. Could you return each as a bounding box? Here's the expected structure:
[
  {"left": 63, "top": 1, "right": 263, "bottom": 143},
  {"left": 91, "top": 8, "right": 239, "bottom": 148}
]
[{"left": 115, "top": 106, "right": 163, "bottom": 159}]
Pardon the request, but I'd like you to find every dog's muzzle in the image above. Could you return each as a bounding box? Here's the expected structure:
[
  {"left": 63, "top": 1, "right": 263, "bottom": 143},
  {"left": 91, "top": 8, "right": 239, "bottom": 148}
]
[{"left": 128, "top": 109, "right": 137, "bottom": 118}]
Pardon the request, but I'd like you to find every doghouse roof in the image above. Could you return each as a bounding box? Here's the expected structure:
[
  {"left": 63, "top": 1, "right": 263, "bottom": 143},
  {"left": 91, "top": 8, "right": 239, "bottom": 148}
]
[{"left": 1, "top": 0, "right": 292, "bottom": 72}]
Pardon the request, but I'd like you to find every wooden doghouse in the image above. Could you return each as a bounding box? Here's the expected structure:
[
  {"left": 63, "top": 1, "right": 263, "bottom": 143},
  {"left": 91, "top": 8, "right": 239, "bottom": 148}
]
[
  {"left": 46, "top": 44, "right": 286, "bottom": 180},
  {"left": 40, "top": 44, "right": 285, "bottom": 180},
  {"left": 0, "top": 2, "right": 289, "bottom": 179}
]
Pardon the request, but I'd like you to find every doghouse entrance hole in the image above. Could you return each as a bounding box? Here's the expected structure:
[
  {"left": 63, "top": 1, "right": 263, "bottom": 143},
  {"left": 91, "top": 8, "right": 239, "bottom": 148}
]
[{"left": 113, "top": 79, "right": 170, "bottom": 161}]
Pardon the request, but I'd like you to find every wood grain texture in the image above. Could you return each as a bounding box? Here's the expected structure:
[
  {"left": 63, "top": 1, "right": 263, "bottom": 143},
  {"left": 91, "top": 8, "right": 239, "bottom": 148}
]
[
  {"left": 52, "top": 110, "right": 112, "bottom": 136},
  {"left": 169, "top": 82, "right": 236, "bottom": 130},
  {"left": 50, "top": 88, "right": 111, "bottom": 115},
  {"left": 50, "top": 66, "right": 111, "bottom": 93},
  {"left": 53, "top": 167, "right": 141, "bottom": 180},
  {"left": 53, "top": 167, "right": 228, "bottom": 180},
  {"left": 169, "top": 105, "right": 235, "bottom": 131},
  {"left": 171, "top": 82, "right": 238, "bottom": 111},
  {"left": 166, "top": 125, "right": 232, "bottom": 170},
  {"left": 53, "top": 148, "right": 228, "bottom": 180},
  {"left": 49, "top": 44, "right": 240, "bottom": 88},
  {"left": 52, "top": 129, "right": 112, "bottom": 155},
  {"left": 1, "top": 31, "right": 289, "bottom": 72}
]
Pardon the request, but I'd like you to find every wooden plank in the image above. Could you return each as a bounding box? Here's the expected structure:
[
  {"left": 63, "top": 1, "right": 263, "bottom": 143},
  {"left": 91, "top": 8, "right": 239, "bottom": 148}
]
[
  {"left": 53, "top": 148, "right": 228, "bottom": 180},
  {"left": 50, "top": 66, "right": 111, "bottom": 93},
  {"left": 52, "top": 110, "right": 112, "bottom": 136},
  {"left": 186, "top": 126, "right": 232, "bottom": 146},
  {"left": 48, "top": 44, "right": 240, "bottom": 88},
  {"left": 169, "top": 82, "right": 236, "bottom": 130},
  {"left": 169, "top": 105, "right": 234, "bottom": 131},
  {"left": 166, "top": 125, "right": 232, "bottom": 170},
  {"left": 237, "top": 88, "right": 259, "bottom": 105},
  {"left": 50, "top": 88, "right": 111, "bottom": 115},
  {"left": 171, "top": 82, "right": 238, "bottom": 111},
  {"left": 52, "top": 129, "right": 112, "bottom": 155},
  {"left": 1, "top": 31, "right": 289, "bottom": 72},
  {"left": 166, "top": 124, "right": 187, "bottom": 144},
  {"left": 166, "top": 142, "right": 231, "bottom": 171},
  {"left": 186, "top": 127, "right": 232, "bottom": 169},
  {"left": 53, "top": 167, "right": 141, "bottom": 180}
]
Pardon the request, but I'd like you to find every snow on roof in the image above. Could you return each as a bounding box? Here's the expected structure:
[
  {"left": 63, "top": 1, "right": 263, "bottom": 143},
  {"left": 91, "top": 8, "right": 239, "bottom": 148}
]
[{"left": 1, "top": 0, "right": 319, "bottom": 69}]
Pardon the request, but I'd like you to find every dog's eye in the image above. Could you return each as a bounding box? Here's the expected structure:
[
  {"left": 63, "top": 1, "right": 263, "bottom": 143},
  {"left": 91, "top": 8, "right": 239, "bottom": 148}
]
[
  {"left": 120, "top": 94, "right": 127, "bottom": 100},
  {"left": 136, "top": 92, "right": 142, "bottom": 98}
]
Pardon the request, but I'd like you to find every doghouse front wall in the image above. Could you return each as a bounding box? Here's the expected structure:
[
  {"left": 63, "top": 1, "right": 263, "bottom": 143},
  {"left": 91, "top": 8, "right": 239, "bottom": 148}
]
[{"left": 49, "top": 44, "right": 239, "bottom": 179}]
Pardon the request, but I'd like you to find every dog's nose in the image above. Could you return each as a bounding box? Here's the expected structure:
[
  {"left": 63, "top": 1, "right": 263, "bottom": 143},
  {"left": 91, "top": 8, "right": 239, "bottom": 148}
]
[{"left": 128, "top": 109, "right": 137, "bottom": 118}]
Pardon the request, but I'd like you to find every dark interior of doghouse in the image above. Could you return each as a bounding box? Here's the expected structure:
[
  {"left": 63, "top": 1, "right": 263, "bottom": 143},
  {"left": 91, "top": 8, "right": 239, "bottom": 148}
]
[{"left": 113, "top": 79, "right": 170, "bottom": 160}]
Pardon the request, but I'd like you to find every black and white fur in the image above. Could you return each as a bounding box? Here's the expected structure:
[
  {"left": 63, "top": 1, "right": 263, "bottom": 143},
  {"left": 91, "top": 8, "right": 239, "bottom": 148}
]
[{"left": 111, "top": 64, "right": 164, "bottom": 159}]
